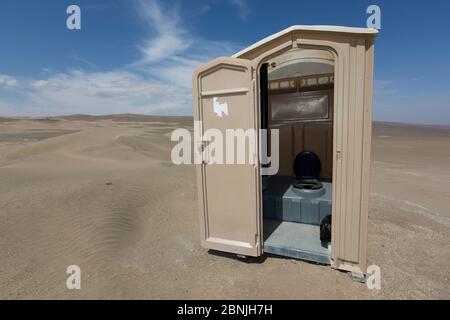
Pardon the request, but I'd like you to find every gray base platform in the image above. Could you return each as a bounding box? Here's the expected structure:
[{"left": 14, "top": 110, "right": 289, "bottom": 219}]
[
  {"left": 263, "top": 176, "right": 332, "bottom": 225},
  {"left": 263, "top": 219, "right": 331, "bottom": 265}
]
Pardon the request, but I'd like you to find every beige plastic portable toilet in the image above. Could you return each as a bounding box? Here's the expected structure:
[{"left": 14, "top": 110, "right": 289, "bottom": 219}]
[{"left": 192, "top": 25, "right": 377, "bottom": 276}]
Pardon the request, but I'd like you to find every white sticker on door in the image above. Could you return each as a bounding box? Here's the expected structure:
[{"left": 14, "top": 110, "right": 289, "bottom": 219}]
[{"left": 213, "top": 97, "right": 228, "bottom": 117}]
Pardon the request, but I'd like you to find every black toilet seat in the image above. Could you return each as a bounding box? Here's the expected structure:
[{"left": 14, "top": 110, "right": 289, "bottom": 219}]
[
  {"left": 292, "top": 179, "right": 323, "bottom": 190},
  {"left": 293, "top": 151, "right": 323, "bottom": 189}
]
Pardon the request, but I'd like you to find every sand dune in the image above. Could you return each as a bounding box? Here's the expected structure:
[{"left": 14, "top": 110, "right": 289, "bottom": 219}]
[{"left": 0, "top": 117, "right": 449, "bottom": 299}]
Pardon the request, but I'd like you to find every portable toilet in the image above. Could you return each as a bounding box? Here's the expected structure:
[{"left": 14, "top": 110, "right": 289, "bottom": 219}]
[{"left": 192, "top": 25, "right": 377, "bottom": 277}]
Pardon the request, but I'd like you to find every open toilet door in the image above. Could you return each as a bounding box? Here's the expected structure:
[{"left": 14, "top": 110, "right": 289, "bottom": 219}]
[{"left": 193, "top": 57, "right": 261, "bottom": 257}]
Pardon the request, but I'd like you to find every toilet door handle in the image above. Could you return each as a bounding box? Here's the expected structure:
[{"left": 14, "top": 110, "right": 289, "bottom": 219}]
[{"left": 202, "top": 140, "right": 211, "bottom": 164}]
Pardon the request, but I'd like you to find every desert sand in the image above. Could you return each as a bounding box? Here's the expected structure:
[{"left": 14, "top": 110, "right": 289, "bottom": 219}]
[{"left": 0, "top": 116, "right": 449, "bottom": 299}]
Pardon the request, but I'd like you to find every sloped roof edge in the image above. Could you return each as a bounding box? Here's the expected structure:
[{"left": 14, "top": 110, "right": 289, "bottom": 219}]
[{"left": 232, "top": 25, "right": 378, "bottom": 58}]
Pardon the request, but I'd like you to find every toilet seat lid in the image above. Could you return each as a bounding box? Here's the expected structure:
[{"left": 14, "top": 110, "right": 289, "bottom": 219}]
[{"left": 294, "top": 151, "right": 321, "bottom": 180}]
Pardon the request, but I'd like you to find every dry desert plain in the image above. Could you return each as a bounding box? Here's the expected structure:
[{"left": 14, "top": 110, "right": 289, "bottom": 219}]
[{"left": 0, "top": 115, "right": 449, "bottom": 299}]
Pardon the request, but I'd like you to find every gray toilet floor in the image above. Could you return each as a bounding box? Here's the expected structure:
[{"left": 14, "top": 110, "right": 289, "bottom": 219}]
[{"left": 263, "top": 219, "right": 331, "bottom": 265}]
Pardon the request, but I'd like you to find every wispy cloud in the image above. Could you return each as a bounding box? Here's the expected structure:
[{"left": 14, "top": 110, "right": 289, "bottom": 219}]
[
  {"left": 133, "top": 0, "right": 239, "bottom": 87},
  {"left": 71, "top": 54, "right": 98, "bottom": 70},
  {"left": 373, "top": 77, "right": 450, "bottom": 125},
  {"left": 229, "top": 0, "right": 251, "bottom": 19},
  {"left": 374, "top": 77, "right": 423, "bottom": 96},
  {"left": 0, "top": 0, "right": 240, "bottom": 117},
  {"left": 135, "top": 0, "right": 191, "bottom": 63},
  {"left": 0, "top": 70, "right": 191, "bottom": 116},
  {"left": 374, "top": 79, "right": 399, "bottom": 95},
  {"left": 0, "top": 74, "right": 17, "bottom": 88}
]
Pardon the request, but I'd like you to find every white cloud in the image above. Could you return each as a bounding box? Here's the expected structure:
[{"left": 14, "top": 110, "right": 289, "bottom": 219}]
[
  {"left": 134, "top": 0, "right": 240, "bottom": 88},
  {"left": 0, "top": 0, "right": 241, "bottom": 117},
  {"left": 144, "top": 38, "right": 239, "bottom": 89},
  {"left": 0, "top": 74, "right": 17, "bottom": 88},
  {"left": 10, "top": 70, "right": 191, "bottom": 116},
  {"left": 31, "top": 80, "right": 49, "bottom": 88},
  {"left": 135, "top": 0, "right": 191, "bottom": 63}
]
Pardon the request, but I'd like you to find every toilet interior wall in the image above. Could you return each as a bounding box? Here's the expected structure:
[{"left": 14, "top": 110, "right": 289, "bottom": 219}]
[{"left": 262, "top": 47, "right": 335, "bottom": 181}]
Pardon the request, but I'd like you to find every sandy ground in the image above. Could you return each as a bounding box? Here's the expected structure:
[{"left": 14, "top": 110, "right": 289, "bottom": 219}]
[{"left": 0, "top": 116, "right": 449, "bottom": 299}]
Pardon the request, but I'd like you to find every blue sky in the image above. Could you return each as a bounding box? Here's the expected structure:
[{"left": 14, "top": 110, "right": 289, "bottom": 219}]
[{"left": 0, "top": 0, "right": 449, "bottom": 125}]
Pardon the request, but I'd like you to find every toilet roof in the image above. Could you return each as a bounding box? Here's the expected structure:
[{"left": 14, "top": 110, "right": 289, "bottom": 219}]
[{"left": 232, "top": 25, "right": 378, "bottom": 58}]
